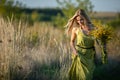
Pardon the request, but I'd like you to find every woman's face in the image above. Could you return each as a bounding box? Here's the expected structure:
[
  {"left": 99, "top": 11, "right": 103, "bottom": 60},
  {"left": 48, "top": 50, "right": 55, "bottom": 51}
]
[{"left": 75, "top": 16, "right": 84, "bottom": 25}]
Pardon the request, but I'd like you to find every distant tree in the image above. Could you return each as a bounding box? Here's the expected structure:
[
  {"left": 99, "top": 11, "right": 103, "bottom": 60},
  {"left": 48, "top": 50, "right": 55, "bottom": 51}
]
[
  {"left": 0, "top": 0, "right": 25, "bottom": 18},
  {"left": 31, "top": 11, "right": 39, "bottom": 22},
  {"left": 117, "top": 12, "right": 120, "bottom": 19},
  {"left": 53, "top": 0, "right": 94, "bottom": 28}
]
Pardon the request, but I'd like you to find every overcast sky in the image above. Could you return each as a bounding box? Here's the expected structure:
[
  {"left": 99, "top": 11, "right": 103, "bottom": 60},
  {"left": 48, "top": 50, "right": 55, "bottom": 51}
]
[{"left": 15, "top": 0, "right": 120, "bottom": 12}]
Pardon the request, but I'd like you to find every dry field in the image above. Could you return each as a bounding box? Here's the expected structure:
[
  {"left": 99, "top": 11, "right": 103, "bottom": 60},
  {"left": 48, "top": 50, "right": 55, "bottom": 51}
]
[{"left": 0, "top": 17, "right": 120, "bottom": 80}]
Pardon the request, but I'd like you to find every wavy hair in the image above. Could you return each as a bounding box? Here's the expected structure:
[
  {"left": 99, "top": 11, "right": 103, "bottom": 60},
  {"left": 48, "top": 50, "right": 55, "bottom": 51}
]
[{"left": 65, "top": 9, "right": 91, "bottom": 35}]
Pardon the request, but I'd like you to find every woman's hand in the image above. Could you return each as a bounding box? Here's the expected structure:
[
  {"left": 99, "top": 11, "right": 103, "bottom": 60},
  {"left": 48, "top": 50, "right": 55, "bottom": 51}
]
[
  {"left": 73, "top": 51, "right": 78, "bottom": 56},
  {"left": 72, "top": 51, "right": 78, "bottom": 60}
]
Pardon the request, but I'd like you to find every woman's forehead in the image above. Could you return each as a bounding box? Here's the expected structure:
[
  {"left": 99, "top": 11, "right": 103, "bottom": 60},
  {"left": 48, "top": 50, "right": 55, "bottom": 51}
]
[{"left": 76, "top": 15, "right": 84, "bottom": 19}]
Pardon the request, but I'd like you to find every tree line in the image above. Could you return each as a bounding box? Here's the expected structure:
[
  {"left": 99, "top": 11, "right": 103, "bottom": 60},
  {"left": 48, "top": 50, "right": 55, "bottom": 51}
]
[{"left": 0, "top": 0, "right": 94, "bottom": 27}]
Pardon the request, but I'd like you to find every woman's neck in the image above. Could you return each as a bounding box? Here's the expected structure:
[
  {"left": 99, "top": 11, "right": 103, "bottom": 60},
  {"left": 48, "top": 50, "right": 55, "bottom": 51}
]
[{"left": 80, "top": 25, "right": 91, "bottom": 35}]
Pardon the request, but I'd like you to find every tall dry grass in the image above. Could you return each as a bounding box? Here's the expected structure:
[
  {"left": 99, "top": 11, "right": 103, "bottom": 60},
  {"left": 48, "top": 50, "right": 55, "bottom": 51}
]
[
  {"left": 0, "top": 17, "right": 71, "bottom": 80},
  {"left": 0, "top": 17, "right": 120, "bottom": 80}
]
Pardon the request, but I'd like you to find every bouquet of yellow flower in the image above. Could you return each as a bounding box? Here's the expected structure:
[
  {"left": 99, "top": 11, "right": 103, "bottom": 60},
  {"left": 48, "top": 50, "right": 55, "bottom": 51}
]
[{"left": 90, "top": 20, "right": 113, "bottom": 64}]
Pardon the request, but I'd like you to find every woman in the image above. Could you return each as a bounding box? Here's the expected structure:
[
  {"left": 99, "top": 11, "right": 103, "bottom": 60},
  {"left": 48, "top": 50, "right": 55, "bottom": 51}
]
[{"left": 65, "top": 9, "right": 96, "bottom": 80}]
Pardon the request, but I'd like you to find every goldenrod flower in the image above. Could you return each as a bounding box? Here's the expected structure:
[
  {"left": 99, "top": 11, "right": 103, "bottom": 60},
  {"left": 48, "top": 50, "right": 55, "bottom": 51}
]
[
  {"left": 91, "top": 20, "right": 113, "bottom": 44},
  {"left": 90, "top": 20, "right": 113, "bottom": 64}
]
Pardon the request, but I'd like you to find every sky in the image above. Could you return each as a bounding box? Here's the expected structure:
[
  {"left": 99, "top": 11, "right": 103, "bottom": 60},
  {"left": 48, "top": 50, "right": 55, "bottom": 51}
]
[{"left": 14, "top": 0, "right": 120, "bottom": 12}]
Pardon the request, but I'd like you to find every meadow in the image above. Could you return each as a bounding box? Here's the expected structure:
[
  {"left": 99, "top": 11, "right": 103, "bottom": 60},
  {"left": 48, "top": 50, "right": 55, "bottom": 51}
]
[{"left": 0, "top": 17, "right": 120, "bottom": 80}]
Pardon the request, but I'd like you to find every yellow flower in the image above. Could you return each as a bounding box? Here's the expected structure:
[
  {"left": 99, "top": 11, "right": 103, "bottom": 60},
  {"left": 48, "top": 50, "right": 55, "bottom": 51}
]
[{"left": 90, "top": 20, "right": 113, "bottom": 43}]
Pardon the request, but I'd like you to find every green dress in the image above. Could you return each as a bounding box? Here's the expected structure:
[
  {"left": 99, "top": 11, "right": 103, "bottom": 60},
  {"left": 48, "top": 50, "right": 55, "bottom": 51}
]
[{"left": 68, "top": 29, "right": 95, "bottom": 80}]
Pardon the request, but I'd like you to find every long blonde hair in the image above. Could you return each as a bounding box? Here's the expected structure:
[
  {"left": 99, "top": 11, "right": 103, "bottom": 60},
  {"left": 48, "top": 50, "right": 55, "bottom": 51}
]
[{"left": 65, "top": 9, "right": 91, "bottom": 35}]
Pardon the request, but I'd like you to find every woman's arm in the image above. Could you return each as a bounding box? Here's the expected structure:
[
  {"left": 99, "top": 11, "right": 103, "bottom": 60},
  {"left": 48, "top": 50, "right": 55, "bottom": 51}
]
[{"left": 70, "top": 28, "right": 78, "bottom": 55}]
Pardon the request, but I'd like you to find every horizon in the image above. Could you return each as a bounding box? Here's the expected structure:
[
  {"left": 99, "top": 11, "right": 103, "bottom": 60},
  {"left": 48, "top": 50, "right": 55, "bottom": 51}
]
[{"left": 14, "top": 0, "right": 120, "bottom": 12}]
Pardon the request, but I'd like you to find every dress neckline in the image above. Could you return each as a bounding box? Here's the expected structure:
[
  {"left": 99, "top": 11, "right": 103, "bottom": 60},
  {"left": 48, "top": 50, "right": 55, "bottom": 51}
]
[{"left": 79, "top": 28, "right": 90, "bottom": 37}]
